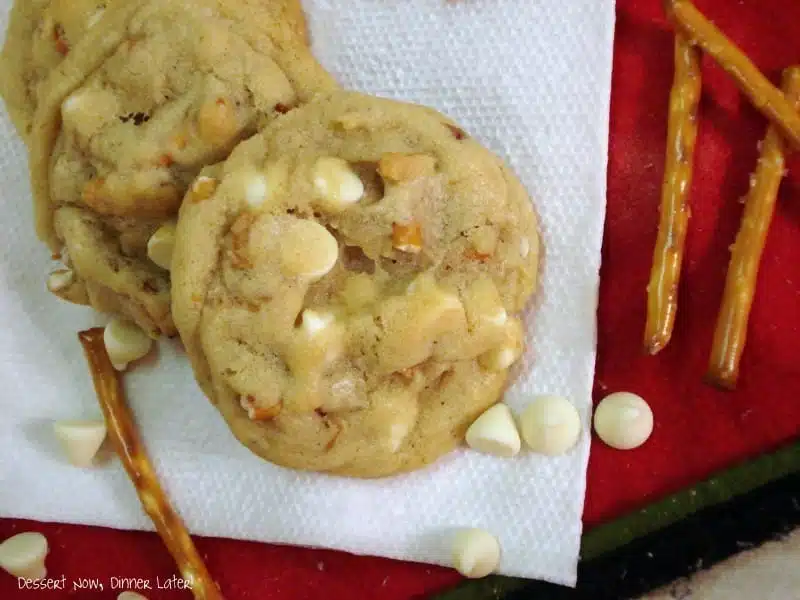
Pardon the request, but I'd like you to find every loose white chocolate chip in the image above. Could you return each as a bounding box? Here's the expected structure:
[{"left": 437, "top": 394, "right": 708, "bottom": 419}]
[
  {"left": 118, "top": 591, "right": 149, "bottom": 600},
  {"left": 452, "top": 528, "right": 501, "bottom": 579},
  {"left": 103, "top": 318, "right": 153, "bottom": 371},
  {"left": 593, "top": 392, "right": 654, "bottom": 450},
  {"left": 299, "top": 309, "right": 335, "bottom": 336},
  {"left": 520, "top": 395, "right": 581, "bottom": 456},
  {"left": 146, "top": 222, "right": 176, "bottom": 271},
  {"left": 53, "top": 420, "right": 107, "bottom": 467},
  {"left": 47, "top": 269, "right": 74, "bottom": 292},
  {"left": 0, "top": 532, "right": 48, "bottom": 580},
  {"left": 465, "top": 404, "right": 521, "bottom": 458},
  {"left": 313, "top": 157, "right": 365, "bottom": 210},
  {"left": 245, "top": 174, "right": 270, "bottom": 209},
  {"left": 279, "top": 219, "right": 339, "bottom": 280}
]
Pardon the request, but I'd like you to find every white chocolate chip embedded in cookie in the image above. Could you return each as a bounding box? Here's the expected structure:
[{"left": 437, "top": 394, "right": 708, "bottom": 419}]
[
  {"left": 313, "top": 157, "right": 365, "bottom": 210},
  {"left": 197, "top": 97, "right": 240, "bottom": 145},
  {"left": 245, "top": 174, "right": 270, "bottom": 209},
  {"left": 520, "top": 395, "right": 581, "bottom": 456},
  {"left": 452, "top": 528, "right": 501, "bottom": 579},
  {"left": 53, "top": 420, "right": 107, "bottom": 467},
  {"left": 103, "top": 318, "right": 154, "bottom": 371},
  {"left": 279, "top": 219, "right": 339, "bottom": 280},
  {"left": 299, "top": 309, "right": 335, "bottom": 337},
  {"left": 478, "top": 318, "right": 524, "bottom": 372},
  {"left": 61, "top": 87, "right": 119, "bottom": 139},
  {"left": 47, "top": 269, "right": 75, "bottom": 292},
  {"left": 147, "top": 222, "right": 177, "bottom": 271},
  {"left": 520, "top": 237, "right": 531, "bottom": 258},
  {"left": 0, "top": 532, "right": 49, "bottom": 580},
  {"left": 465, "top": 403, "right": 521, "bottom": 458}
]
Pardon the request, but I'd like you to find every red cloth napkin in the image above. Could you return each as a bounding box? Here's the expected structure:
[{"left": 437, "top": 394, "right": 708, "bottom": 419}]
[{"left": 2, "top": 0, "right": 799, "bottom": 598}]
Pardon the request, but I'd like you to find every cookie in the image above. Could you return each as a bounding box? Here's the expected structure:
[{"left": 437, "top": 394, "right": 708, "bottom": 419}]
[
  {"left": 26, "top": 0, "right": 336, "bottom": 335},
  {"left": 171, "top": 91, "right": 540, "bottom": 477},
  {"left": 52, "top": 205, "right": 173, "bottom": 336},
  {"left": 0, "top": 0, "right": 313, "bottom": 140},
  {"left": 0, "top": 0, "right": 106, "bottom": 139}
]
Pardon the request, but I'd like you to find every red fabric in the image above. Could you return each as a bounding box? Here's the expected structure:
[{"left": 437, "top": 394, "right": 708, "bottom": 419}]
[{"left": 2, "top": 0, "right": 799, "bottom": 597}]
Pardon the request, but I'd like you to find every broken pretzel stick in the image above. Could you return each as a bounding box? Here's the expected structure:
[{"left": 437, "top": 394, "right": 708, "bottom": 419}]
[
  {"left": 78, "top": 328, "right": 223, "bottom": 600},
  {"left": 665, "top": 0, "right": 800, "bottom": 150},
  {"left": 707, "top": 67, "right": 800, "bottom": 390},
  {"left": 644, "top": 34, "right": 701, "bottom": 354}
]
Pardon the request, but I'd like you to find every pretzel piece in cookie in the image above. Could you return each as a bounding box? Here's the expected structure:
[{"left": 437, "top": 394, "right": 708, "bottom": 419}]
[{"left": 78, "top": 328, "right": 222, "bottom": 600}]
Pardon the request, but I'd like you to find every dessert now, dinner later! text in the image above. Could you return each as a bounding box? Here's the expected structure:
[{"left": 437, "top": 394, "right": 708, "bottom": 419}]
[{"left": 17, "top": 574, "right": 192, "bottom": 592}]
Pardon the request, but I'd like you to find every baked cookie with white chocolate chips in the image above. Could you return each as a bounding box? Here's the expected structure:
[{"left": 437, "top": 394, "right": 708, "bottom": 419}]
[
  {"left": 0, "top": 0, "right": 315, "bottom": 140},
  {"left": 171, "top": 91, "right": 540, "bottom": 477},
  {"left": 28, "top": 0, "right": 337, "bottom": 335},
  {"left": 0, "top": 0, "right": 108, "bottom": 139}
]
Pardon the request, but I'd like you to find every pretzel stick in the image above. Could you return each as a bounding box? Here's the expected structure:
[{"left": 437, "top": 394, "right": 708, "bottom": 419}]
[
  {"left": 78, "top": 328, "right": 223, "bottom": 600},
  {"left": 706, "top": 67, "right": 800, "bottom": 389},
  {"left": 665, "top": 0, "right": 800, "bottom": 150},
  {"left": 644, "top": 34, "right": 701, "bottom": 354}
]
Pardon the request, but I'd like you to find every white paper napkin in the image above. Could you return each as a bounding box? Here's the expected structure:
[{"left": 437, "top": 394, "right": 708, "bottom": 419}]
[{"left": 0, "top": 0, "right": 615, "bottom": 586}]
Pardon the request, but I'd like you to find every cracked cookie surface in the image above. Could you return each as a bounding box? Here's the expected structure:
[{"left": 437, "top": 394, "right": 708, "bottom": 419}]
[
  {"left": 171, "top": 91, "right": 540, "bottom": 477},
  {"left": 27, "top": 0, "right": 335, "bottom": 335}
]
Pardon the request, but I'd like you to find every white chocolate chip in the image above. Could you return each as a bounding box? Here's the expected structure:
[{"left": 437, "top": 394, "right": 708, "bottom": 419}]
[
  {"left": 53, "top": 420, "right": 107, "bottom": 467},
  {"left": 520, "top": 395, "right": 581, "bottom": 456},
  {"left": 388, "top": 421, "right": 412, "bottom": 453},
  {"left": 103, "top": 318, "right": 153, "bottom": 371},
  {"left": 244, "top": 174, "right": 270, "bottom": 209},
  {"left": 118, "top": 593, "right": 149, "bottom": 600},
  {"left": 47, "top": 269, "right": 74, "bottom": 292},
  {"left": 299, "top": 309, "right": 335, "bottom": 336},
  {"left": 146, "top": 222, "right": 176, "bottom": 271},
  {"left": 0, "top": 532, "right": 49, "bottom": 580},
  {"left": 465, "top": 404, "right": 521, "bottom": 458},
  {"left": 61, "top": 89, "right": 118, "bottom": 137},
  {"left": 593, "top": 392, "right": 654, "bottom": 450},
  {"left": 279, "top": 219, "right": 339, "bottom": 280},
  {"left": 483, "top": 307, "right": 508, "bottom": 328},
  {"left": 313, "top": 157, "right": 365, "bottom": 210},
  {"left": 452, "top": 528, "right": 500, "bottom": 579},
  {"left": 61, "top": 94, "right": 82, "bottom": 115},
  {"left": 478, "top": 346, "right": 519, "bottom": 372},
  {"left": 87, "top": 8, "right": 104, "bottom": 28},
  {"left": 519, "top": 237, "right": 530, "bottom": 258}
]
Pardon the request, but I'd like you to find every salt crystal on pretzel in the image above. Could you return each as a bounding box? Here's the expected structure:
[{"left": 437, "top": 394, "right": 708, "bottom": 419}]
[{"left": 78, "top": 328, "right": 223, "bottom": 600}]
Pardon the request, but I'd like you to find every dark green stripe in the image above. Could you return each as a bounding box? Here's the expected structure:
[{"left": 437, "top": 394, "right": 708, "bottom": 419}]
[{"left": 433, "top": 438, "right": 800, "bottom": 600}]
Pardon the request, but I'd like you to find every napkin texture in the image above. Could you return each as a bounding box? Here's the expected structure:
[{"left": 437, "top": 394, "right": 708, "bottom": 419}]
[{"left": 0, "top": 0, "right": 614, "bottom": 585}]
